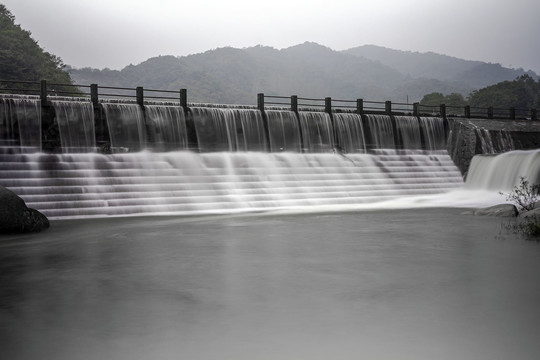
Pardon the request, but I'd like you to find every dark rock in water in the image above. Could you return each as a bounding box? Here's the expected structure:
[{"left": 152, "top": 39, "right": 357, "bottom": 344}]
[
  {"left": 469, "top": 204, "right": 519, "bottom": 217},
  {"left": 0, "top": 185, "right": 50, "bottom": 233}
]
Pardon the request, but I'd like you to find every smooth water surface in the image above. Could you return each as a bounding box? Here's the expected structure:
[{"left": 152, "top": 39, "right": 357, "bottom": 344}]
[{"left": 1, "top": 209, "right": 540, "bottom": 360}]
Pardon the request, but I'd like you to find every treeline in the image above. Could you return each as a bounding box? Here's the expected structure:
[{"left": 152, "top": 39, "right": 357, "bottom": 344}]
[
  {"left": 69, "top": 42, "right": 539, "bottom": 106},
  {"left": 420, "top": 75, "right": 540, "bottom": 110},
  {"left": 0, "top": 4, "right": 75, "bottom": 92}
]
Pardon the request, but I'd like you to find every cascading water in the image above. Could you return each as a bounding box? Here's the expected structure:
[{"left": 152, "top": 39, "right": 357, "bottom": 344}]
[
  {"left": 297, "top": 112, "right": 334, "bottom": 152},
  {"left": 476, "top": 128, "right": 515, "bottom": 154},
  {"left": 395, "top": 116, "right": 422, "bottom": 150},
  {"left": 230, "top": 108, "right": 267, "bottom": 151},
  {"left": 333, "top": 113, "right": 366, "bottom": 153},
  {"left": 145, "top": 105, "right": 188, "bottom": 151},
  {"left": 191, "top": 107, "right": 233, "bottom": 152},
  {"left": 0, "top": 96, "right": 477, "bottom": 218},
  {"left": 51, "top": 100, "right": 96, "bottom": 153},
  {"left": 102, "top": 103, "right": 147, "bottom": 152},
  {"left": 265, "top": 110, "right": 301, "bottom": 152},
  {"left": 365, "top": 114, "right": 395, "bottom": 149},
  {"left": 0, "top": 151, "right": 464, "bottom": 219},
  {"left": 465, "top": 150, "right": 540, "bottom": 190},
  {"left": 191, "top": 107, "right": 268, "bottom": 152},
  {"left": 0, "top": 95, "right": 41, "bottom": 151},
  {"left": 419, "top": 117, "right": 446, "bottom": 150}
]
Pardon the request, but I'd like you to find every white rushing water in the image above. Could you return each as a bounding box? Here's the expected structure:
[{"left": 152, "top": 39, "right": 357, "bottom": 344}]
[
  {"left": 1, "top": 150, "right": 466, "bottom": 219},
  {"left": 52, "top": 100, "right": 96, "bottom": 152},
  {"left": 465, "top": 149, "right": 540, "bottom": 190},
  {"left": 2, "top": 96, "right": 538, "bottom": 219},
  {"left": 3, "top": 148, "right": 538, "bottom": 219}
]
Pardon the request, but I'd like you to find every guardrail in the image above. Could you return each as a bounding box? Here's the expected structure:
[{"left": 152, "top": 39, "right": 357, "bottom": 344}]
[{"left": 0, "top": 79, "right": 537, "bottom": 120}]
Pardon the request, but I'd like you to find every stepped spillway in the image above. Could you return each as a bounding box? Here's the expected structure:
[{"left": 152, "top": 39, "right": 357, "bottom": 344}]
[{"left": 0, "top": 150, "right": 463, "bottom": 219}]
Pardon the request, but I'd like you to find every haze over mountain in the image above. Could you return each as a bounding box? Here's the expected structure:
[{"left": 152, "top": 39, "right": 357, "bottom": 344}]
[{"left": 68, "top": 42, "right": 539, "bottom": 105}]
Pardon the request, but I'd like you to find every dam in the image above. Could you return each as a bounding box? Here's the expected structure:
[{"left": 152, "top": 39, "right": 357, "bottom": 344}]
[{"left": 1, "top": 81, "right": 539, "bottom": 219}]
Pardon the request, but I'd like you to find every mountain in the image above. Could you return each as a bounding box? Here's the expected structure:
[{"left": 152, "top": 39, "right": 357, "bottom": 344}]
[
  {"left": 343, "top": 45, "right": 538, "bottom": 89},
  {"left": 69, "top": 42, "right": 539, "bottom": 105},
  {"left": 0, "top": 4, "right": 74, "bottom": 90},
  {"left": 342, "top": 45, "right": 482, "bottom": 81}
]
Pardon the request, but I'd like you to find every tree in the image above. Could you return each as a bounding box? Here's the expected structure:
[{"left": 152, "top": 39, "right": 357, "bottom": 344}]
[
  {"left": 420, "top": 92, "right": 467, "bottom": 107},
  {"left": 0, "top": 4, "right": 76, "bottom": 92},
  {"left": 468, "top": 74, "right": 540, "bottom": 109}
]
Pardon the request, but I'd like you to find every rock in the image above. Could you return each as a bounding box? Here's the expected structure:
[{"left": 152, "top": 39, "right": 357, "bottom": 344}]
[
  {"left": 472, "top": 204, "right": 519, "bottom": 217},
  {"left": 519, "top": 207, "right": 540, "bottom": 218},
  {"left": 0, "top": 185, "right": 50, "bottom": 233}
]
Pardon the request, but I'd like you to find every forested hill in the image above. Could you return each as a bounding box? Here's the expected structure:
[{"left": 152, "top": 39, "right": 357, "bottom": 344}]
[
  {"left": 344, "top": 45, "right": 539, "bottom": 89},
  {"left": 0, "top": 4, "right": 74, "bottom": 89},
  {"left": 70, "top": 42, "right": 538, "bottom": 105}
]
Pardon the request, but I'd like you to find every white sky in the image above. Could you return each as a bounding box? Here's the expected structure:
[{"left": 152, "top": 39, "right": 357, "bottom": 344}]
[{"left": 3, "top": 0, "right": 540, "bottom": 73}]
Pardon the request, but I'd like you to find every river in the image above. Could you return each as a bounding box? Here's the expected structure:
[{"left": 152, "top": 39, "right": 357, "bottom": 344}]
[{"left": 1, "top": 208, "right": 540, "bottom": 360}]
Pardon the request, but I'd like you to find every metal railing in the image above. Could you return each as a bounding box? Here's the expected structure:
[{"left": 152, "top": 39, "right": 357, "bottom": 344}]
[{"left": 0, "top": 79, "right": 537, "bottom": 120}]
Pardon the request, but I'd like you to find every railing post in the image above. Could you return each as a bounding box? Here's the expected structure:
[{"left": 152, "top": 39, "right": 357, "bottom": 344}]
[
  {"left": 291, "top": 95, "right": 298, "bottom": 113},
  {"left": 356, "top": 99, "right": 363, "bottom": 114},
  {"left": 532, "top": 109, "right": 537, "bottom": 121},
  {"left": 464, "top": 105, "right": 471, "bottom": 118},
  {"left": 440, "top": 104, "right": 446, "bottom": 118},
  {"left": 180, "top": 88, "right": 187, "bottom": 108},
  {"left": 413, "top": 102, "right": 419, "bottom": 117},
  {"left": 385, "top": 101, "right": 392, "bottom": 114},
  {"left": 257, "top": 93, "right": 265, "bottom": 111},
  {"left": 325, "top": 97, "right": 332, "bottom": 113},
  {"left": 488, "top": 107, "right": 494, "bottom": 119},
  {"left": 40, "top": 80, "right": 47, "bottom": 104},
  {"left": 90, "top": 84, "right": 99, "bottom": 106},
  {"left": 509, "top": 107, "right": 516, "bottom": 120},
  {"left": 136, "top": 86, "right": 144, "bottom": 106}
]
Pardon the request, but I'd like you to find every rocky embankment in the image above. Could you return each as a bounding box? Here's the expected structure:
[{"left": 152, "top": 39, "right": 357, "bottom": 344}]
[
  {"left": 464, "top": 203, "right": 540, "bottom": 218},
  {"left": 447, "top": 118, "right": 540, "bottom": 176}
]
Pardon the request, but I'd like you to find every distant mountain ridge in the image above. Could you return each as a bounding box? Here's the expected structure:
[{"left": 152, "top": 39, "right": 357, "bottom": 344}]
[
  {"left": 344, "top": 45, "right": 538, "bottom": 89},
  {"left": 68, "top": 42, "right": 538, "bottom": 105}
]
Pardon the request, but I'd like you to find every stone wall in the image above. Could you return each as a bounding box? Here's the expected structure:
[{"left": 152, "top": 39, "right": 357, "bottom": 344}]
[{"left": 447, "top": 118, "right": 540, "bottom": 176}]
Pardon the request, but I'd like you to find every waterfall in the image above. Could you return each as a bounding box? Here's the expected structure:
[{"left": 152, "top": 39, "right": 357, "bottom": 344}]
[
  {"left": 230, "top": 108, "right": 267, "bottom": 152},
  {"left": 0, "top": 95, "right": 481, "bottom": 218},
  {"left": 102, "top": 103, "right": 147, "bottom": 152},
  {"left": 365, "top": 114, "right": 395, "bottom": 149},
  {"left": 419, "top": 117, "right": 446, "bottom": 150},
  {"left": 52, "top": 100, "right": 96, "bottom": 153},
  {"left": 0, "top": 95, "right": 41, "bottom": 151},
  {"left": 298, "top": 112, "right": 334, "bottom": 152},
  {"left": 395, "top": 116, "right": 422, "bottom": 150},
  {"left": 265, "top": 110, "right": 301, "bottom": 152},
  {"left": 145, "top": 105, "right": 188, "bottom": 151},
  {"left": 465, "top": 150, "right": 540, "bottom": 190},
  {"left": 191, "top": 107, "right": 267, "bottom": 152},
  {"left": 476, "top": 128, "right": 515, "bottom": 154},
  {"left": 0, "top": 150, "right": 464, "bottom": 219},
  {"left": 333, "top": 113, "right": 366, "bottom": 153}
]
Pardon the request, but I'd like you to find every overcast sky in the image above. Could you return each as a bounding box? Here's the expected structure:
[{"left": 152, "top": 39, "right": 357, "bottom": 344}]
[{"left": 3, "top": 0, "right": 540, "bottom": 73}]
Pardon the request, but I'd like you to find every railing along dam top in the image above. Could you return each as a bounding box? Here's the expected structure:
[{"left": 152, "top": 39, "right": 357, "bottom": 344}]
[{"left": 0, "top": 79, "right": 537, "bottom": 120}]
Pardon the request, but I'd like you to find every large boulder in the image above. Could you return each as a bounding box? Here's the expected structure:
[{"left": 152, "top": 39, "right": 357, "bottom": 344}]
[
  {"left": 0, "top": 185, "right": 49, "bottom": 233},
  {"left": 469, "top": 204, "right": 519, "bottom": 217},
  {"left": 519, "top": 207, "right": 540, "bottom": 218}
]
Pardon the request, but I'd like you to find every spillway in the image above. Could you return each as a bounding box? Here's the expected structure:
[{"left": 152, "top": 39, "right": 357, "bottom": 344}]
[
  {"left": 0, "top": 96, "right": 470, "bottom": 219},
  {"left": 0, "top": 150, "right": 463, "bottom": 219}
]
